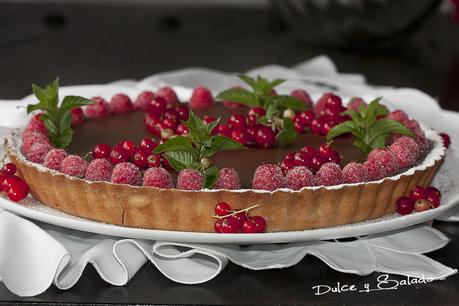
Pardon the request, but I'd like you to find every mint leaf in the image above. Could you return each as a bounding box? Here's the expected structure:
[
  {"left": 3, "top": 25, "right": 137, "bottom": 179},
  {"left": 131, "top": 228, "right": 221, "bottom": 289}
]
[
  {"left": 185, "top": 111, "right": 210, "bottom": 143},
  {"left": 206, "top": 117, "right": 221, "bottom": 135},
  {"left": 60, "top": 95, "right": 95, "bottom": 114},
  {"left": 154, "top": 136, "right": 195, "bottom": 155},
  {"left": 203, "top": 166, "right": 219, "bottom": 189},
  {"left": 238, "top": 74, "right": 257, "bottom": 89},
  {"left": 368, "top": 119, "right": 414, "bottom": 146},
  {"left": 45, "top": 78, "right": 59, "bottom": 109},
  {"left": 269, "top": 78, "right": 285, "bottom": 90},
  {"left": 273, "top": 95, "right": 306, "bottom": 111},
  {"left": 327, "top": 121, "right": 359, "bottom": 141},
  {"left": 164, "top": 151, "right": 195, "bottom": 171},
  {"left": 276, "top": 118, "right": 297, "bottom": 145},
  {"left": 202, "top": 135, "right": 245, "bottom": 157},
  {"left": 216, "top": 88, "right": 259, "bottom": 107}
]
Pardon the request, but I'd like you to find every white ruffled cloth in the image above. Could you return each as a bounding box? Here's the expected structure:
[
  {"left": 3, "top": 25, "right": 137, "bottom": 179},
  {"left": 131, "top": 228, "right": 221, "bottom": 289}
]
[{"left": 0, "top": 56, "right": 458, "bottom": 297}]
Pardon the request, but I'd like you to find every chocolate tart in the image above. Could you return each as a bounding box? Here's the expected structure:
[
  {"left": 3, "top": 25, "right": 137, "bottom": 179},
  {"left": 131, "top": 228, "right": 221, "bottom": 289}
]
[{"left": 5, "top": 102, "right": 446, "bottom": 233}]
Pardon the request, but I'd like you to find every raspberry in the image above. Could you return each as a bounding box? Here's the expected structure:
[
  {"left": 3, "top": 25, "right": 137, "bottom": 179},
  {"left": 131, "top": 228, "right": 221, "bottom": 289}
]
[
  {"left": 252, "top": 164, "right": 286, "bottom": 191},
  {"left": 291, "top": 89, "right": 313, "bottom": 109},
  {"left": 71, "top": 107, "right": 84, "bottom": 126},
  {"left": 110, "top": 94, "right": 133, "bottom": 115},
  {"left": 43, "top": 149, "right": 68, "bottom": 170},
  {"left": 26, "top": 142, "right": 53, "bottom": 164},
  {"left": 60, "top": 155, "right": 88, "bottom": 178},
  {"left": 213, "top": 168, "right": 241, "bottom": 190},
  {"left": 189, "top": 86, "right": 214, "bottom": 109},
  {"left": 156, "top": 86, "right": 179, "bottom": 105},
  {"left": 21, "top": 132, "right": 50, "bottom": 155},
  {"left": 363, "top": 160, "right": 387, "bottom": 181},
  {"left": 389, "top": 140, "right": 418, "bottom": 168},
  {"left": 85, "top": 97, "right": 111, "bottom": 119},
  {"left": 347, "top": 97, "right": 366, "bottom": 111},
  {"left": 285, "top": 166, "right": 314, "bottom": 190},
  {"left": 134, "top": 91, "right": 154, "bottom": 111},
  {"left": 143, "top": 167, "right": 174, "bottom": 188},
  {"left": 342, "top": 162, "right": 367, "bottom": 183},
  {"left": 387, "top": 109, "right": 409, "bottom": 123},
  {"left": 393, "top": 136, "right": 420, "bottom": 160},
  {"left": 23, "top": 113, "right": 47, "bottom": 135},
  {"left": 367, "top": 148, "right": 400, "bottom": 176},
  {"left": 315, "top": 163, "right": 343, "bottom": 186},
  {"left": 110, "top": 162, "right": 142, "bottom": 186},
  {"left": 85, "top": 158, "right": 114, "bottom": 181},
  {"left": 177, "top": 169, "right": 204, "bottom": 190}
]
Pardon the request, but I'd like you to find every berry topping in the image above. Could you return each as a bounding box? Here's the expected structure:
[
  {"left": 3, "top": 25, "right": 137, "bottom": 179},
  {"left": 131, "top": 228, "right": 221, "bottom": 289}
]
[
  {"left": 363, "top": 160, "right": 387, "bottom": 181},
  {"left": 439, "top": 133, "right": 451, "bottom": 149},
  {"left": 43, "top": 149, "right": 68, "bottom": 170},
  {"left": 396, "top": 197, "right": 414, "bottom": 215},
  {"left": 285, "top": 166, "right": 314, "bottom": 190},
  {"left": 315, "top": 162, "right": 343, "bottom": 186},
  {"left": 71, "top": 107, "right": 84, "bottom": 126},
  {"left": 24, "top": 113, "right": 47, "bottom": 135},
  {"left": 255, "top": 126, "right": 276, "bottom": 148},
  {"left": 132, "top": 150, "right": 149, "bottom": 168},
  {"left": 318, "top": 144, "right": 341, "bottom": 165},
  {"left": 177, "top": 169, "right": 204, "bottom": 190},
  {"left": 291, "top": 89, "right": 313, "bottom": 109},
  {"left": 213, "top": 168, "right": 241, "bottom": 190},
  {"left": 92, "top": 143, "right": 112, "bottom": 159},
  {"left": 1, "top": 163, "right": 17, "bottom": 177},
  {"left": 85, "top": 158, "right": 114, "bottom": 181},
  {"left": 409, "top": 186, "right": 427, "bottom": 202},
  {"left": 367, "top": 148, "right": 399, "bottom": 176},
  {"left": 110, "top": 94, "right": 133, "bottom": 115},
  {"left": 120, "top": 140, "right": 138, "bottom": 157},
  {"left": 85, "top": 97, "right": 110, "bottom": 119},
  {"left": 147, "top": 154, "right": 162, "bottom": 168},
  {"left": 134, "top": 91, "right": 154, "bottom": 111},
  {"left": 250, "top": 216, "right": 267, "bottom": 233},
  {"left": 110, "top": 162, "right": 142, "bottom": 186},
  {"left": 228, "top": 113, "right": 247, "bottom": 130},
  {"left": 315, "top": 92, "right": 341, "bottom": 115},
  {"left": 143, "top": 167, "right": 174, "bottom": 189},
  {"left": 388, "top": 140, "right": 418, "bottom": 169},
  {"left": 248, "top": 106, "right": 266, "bottom": 118},
  {"left": 175, "top": 105, "right": 190, "bottom": 121},
  {"left": 342, "top": 162, "right": 367, "bottom": 183},
  {"left": 231, "top": 129, "right": 249, "bottom": 145},
  {"left": 387, "top": 109, "right": 409, "bottom": 123},
  {"left": 219, "top": 217, "right": 240, "bottom": 233},
  {"left": 21, "top": 132, "right": 50, "bottom": 155},
  {"left": 110, "top": 146, "right": 130, "bottom": 164},
  {"left": 215, "top": 202, "right": 232, "bottom": 216},
  {"left": 426, "top": 190, "right": 441, "bottom": 208},
  {"left": 252, "top": 164, "right": 286, "bottom": 191},
  {"left": 26, "top": 142, "right": 53, "bottom": 164},
  {"left": 156, "top": 86, "right": 179, "bottom": 105},
  {"left": 6, "top": 179, "right": 30, "bottom": 202},
  {"left": 347, "top": 97, "right": 367, "bottom": 111},
  {"left": 414, "top": 199, "right": 434, "bottom": 212},
  {"left": 147, "top": 97, "right": 167, "bottom": 117},
  {"left": 60, "top": 155, "right": 89, "bottom": 178},
  {"left": 176, "top": 123, "right": 189, "bottom": 135},
  {"left": 190, "top": 86, "right": 214, "bottom": 109},
  {"left": 241, "top": 219, "right": 258, "bottom": 233}
]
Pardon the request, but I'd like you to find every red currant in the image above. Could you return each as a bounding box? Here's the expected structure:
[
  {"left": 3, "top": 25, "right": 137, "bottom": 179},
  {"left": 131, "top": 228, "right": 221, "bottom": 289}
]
[
  {"left": 231, "top": 129, "right": 249, "bottom": 145},
  {"left": 300, "top": 145, "right": 318, "bottom": 157},
  {"left": 294, "top": 152, "right": 311, "bottom": 167},
  {"left": 409, "top": 186, "right": 427, "bottom": 202},
  {"left": 426, "top": 191, "right": 441, "bottom": 208},
  {"left": 162, "top": 117, "right": 177, "bottom": 131},
  {"left": 228, "top": 114, "right": 247, "bottom": 130},
  {"left": 147, "top": 154, "right": 162, "bottom": 168},
  {"left": 247, "top": 114, "right": 258, "bottom": 126},
  {"left": 1, "top": 163, "right": 17, "bottom": 177},
  {"left": 414, "top": 199, "right": 434, "bottom": 212},
  {"left": 284, "top": 152, "right": 296, "bottom": 161},
  {"left": 161, "top": 156, "right": 173, "bottom": 170},
  {"left": 396, "top": 197, "right": 414, "bottom": 215},
  {"left": 163, "top": 109, "right": 179, "bottom": 121},
  {"left": 215, "top": 202, "right": 232, "bottom": 216},
  {"left": 144, "top": 113, "right": 161, "bottom": 134},
  {"left": 121, "top": 140, "right": 137, "bottom": 157},
  {"left": 310, "top": 118, "right": 326, "bottom": 136},
  {"left": 319, "top": 144, "right": 341, "bottom": 164},
  {"left": 71, "top": 107, "right": 84, "bottom": 126},
  {"left": 7, "top": 179, "right": 30, "bottom": 202},
  {"left": 299, "top": 110, "right": 315, "bottom": 126},
  {"left": 1, "top": 175, "right": 20, "bottom": 191},
  {"left": 248, "top": 106, "right": 266, "bottom": 118},
  {"left": 280, "top": 159, "right": 295, "bottom": 175},
  {"left": 246, "top": 125, "right": 260, "bottom": 144},
  {"left": 242, "top": 219, "right": 258, "bottom": 233},
  {"left": 133, "top": 150, "right": 149, "bottom": 168},
  {"left": 426, "top": 186, "right": 441, "bottom": 198},
  {"left": 310, "top": 155, "right": 326, "bottom": 173},
  {"left": 439, "top": 133, "right": 451, "bottom": 149},
  {"left": 0, "top": 174, "right": 6, "bottom": 191},
  {"left": 175, "top": 105, "right": 190, "bottom": 121},
  {"left": 147, "top": 97, "right": 167, "bottom": 116},
  {"left": 293, "top": 118, "right": 306, "bottom": 134},
  {"left": 110, "top": 147, "right": 130, "bottom": 164},
  {"left": 324, "top": 94, "right": 343, "bottom": 112},
  {"left": 251, "top": 216, "right": 267, "bottom": 233},
  {"left": 92, "top": 144, "right": 112, "bottom": 159},
  {"left": 203, "top": 115, "right": 216, "bottom": 125},
  {"left": 176, "top": 123, "right": 189, "bottom": 135},
  {"left": 233, "top": 210, "right": 248, "bottom": 228},
  {"left": 220, "top": 217, "right": 240, "bottom": 233},
  {"left": 214, "top": 219, "right": 224, "bottom": 233},
  {"left": 140, "top": 138, "right": 158, "bottom": 154},
  {"left": 213, "top": 124, "right": 232, "bottom": 137},
  {"left": 255, "top": 126, "right": 276, "bottom": 148}
]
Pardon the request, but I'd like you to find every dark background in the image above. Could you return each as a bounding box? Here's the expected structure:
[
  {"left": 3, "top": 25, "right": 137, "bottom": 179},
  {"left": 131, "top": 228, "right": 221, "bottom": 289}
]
[{"left": 0, "top": 1, "right": 458, "bottom": 305}]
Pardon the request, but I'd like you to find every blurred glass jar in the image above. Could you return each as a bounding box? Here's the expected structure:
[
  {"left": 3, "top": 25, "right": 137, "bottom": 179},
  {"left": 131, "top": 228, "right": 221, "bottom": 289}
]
[{"left": 273, "top": 0, "right": 442, "bottom": 48}]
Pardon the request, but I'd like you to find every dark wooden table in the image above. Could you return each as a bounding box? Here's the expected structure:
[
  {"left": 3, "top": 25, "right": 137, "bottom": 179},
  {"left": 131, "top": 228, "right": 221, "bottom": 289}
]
[{"left": 0, "top": 1, "right": 458, "bottom": 305}]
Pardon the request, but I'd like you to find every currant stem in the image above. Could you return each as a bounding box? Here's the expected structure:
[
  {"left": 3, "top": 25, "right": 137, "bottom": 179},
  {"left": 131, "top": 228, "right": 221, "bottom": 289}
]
[{"left": 213, "top": 203, "right": 261, "bottom": 219}]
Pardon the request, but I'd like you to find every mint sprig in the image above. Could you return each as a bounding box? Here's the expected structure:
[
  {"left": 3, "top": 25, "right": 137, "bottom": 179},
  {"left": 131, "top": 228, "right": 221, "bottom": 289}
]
[
  {"left": 26, "top": 78, "right": 94, "bottom": 148},
  {"left": 216, "top": 75, "right": 306, "bottom": 145},
  {"left": 154, "top": 111, "right": 245, "bottom": 188},
  {"left": 326, "top": 97, "right": 415, "bottom": 156}
]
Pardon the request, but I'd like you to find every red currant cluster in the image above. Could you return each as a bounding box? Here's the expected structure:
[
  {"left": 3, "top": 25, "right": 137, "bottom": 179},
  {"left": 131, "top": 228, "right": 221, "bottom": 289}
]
[
  {"left": 396, "top": 185, "right": 441, "bottom": 215},
  {"left": 310, "top": 93, "right": 350, "bottom": 136},
  {"left": 0, "top": 162, "right": 30, "bottom": 202},
  {"left": 92, "top": 138, "right": 172, "bottom": 170},
  {"left": 143, "top": 97, "right": 190, "bottom": 139},
  {"left": 213, "top": 202, "right": 267, "bottom": 234},
  {"left": 280, "top": 143, "right": 341, "bottom": 175}
]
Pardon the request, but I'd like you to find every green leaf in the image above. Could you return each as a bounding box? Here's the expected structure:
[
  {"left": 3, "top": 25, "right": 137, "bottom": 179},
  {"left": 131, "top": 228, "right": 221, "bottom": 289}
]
[
  {"left": 184, "top": 111, "right": 210, "bottom": 143},
  {"left": 354, "top": 139, "right": 372, "bottom": 156},
  {"left": 327, "top": 121, "right": 359, "bottom": 141},
  {"left": 202, "top": 135, "right": 245, "bottom": 157},
  {"left": 342, "top": 109, "right": 364, "bottom": 127},
  {"left": 153, "top": 136, "right": 195, "bottom": 155},
  {"left": 55, "top": 127, "right": 73, "bottom": 149},
  {"left": 164, "top": 151, "right": 195, "bottom": 171},
  {"left": 60, "top": 95, "right": 94, "bottom": 114},
  {"left": 59, "top": 110, "right": 72, "bottom": 134},
  {"left": 268, "top": 78, "right": 285, "bottom": 89},
  {"left": 368, "top": 119, "right": 414, "bottom": 144},
  {"left": 203, "top": 166, "right": 219, "bottom": 189},
  {"left": 31, "top": 84, "right": 49, "bottom": 108},
  {"left": 274, "top": 95, "right": 306, "bottom": 111},
  {"left": 276, "top": 118, "right": 297, "bottom": 146},
  {"left": 237, "top": 74, "right": 257, "bottom": 89},
  {"left": 45, "top": 78, "right": 59, "bottom": 109},
  {"left": 264, "top": 102, "right": 279, "bottom": 120},
  {"left": 26, "top": 103, "right": 46, "bottom": 114},
  {"left": 206, "top": 117, "right": 221, "bottom": 135},
  {"left": 216, "top": 88, "right": 259, "bottom": 107}
]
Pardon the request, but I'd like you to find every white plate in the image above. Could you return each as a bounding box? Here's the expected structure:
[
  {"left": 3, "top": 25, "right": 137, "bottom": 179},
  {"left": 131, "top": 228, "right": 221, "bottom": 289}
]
[{"left": 1, "top": 195, "right": 458, "bottom": 244}]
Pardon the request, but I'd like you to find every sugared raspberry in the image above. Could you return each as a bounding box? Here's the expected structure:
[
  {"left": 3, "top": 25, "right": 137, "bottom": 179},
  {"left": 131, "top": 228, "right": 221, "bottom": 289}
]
[
  {"left": 213, "top": 168, "right": 241, "bottom": 190},
  {"left": 21, "top": 132, "right": 50, "bottom": 155},
  {"left": 143, "top": 167, "right": 174, "bottom": 188},
  {"left": 347, "top": 97, "right": 367, "bottom": 111},
  {"left": 110, "top": 162, "right": 142, "bottom": 186},
  {"left": 23, "top": 113, "right": 47, "bottom": 135},
  {"left": 387, "top": 109, "right": 409, "bottom": 123},
  {"left": 26, "top": 142, "right": 53, "bottom": 164},
  {"left": 85, "top": 97, "right": 111, "bottom": 119},
  {"left": 285, "top": 166, "right": 314, "bottom": 190},
  {"left": 177, "top": 169, "right": 204, "bottom": 190},
  {"left": 110, "top": 94, "right": 133, "bottom": 115},
  {"left": 134, "top": 91, "right": 154, "bottom": 111},
  {"left": 393, "top": 136, "right": 420, "bottom": 160},
  {"left": 60, "top": 155, "right": 88, "bottom": 178},
  {"left": 85, "top": 158, "right": 114, "bottom": 181},
  {"left": 189, "top": 86, "right": 214, "bottom": 109},
  {"left": 389, "top": 140, "right": 418, "bottom": 168},
  {"left": 363, "top": 160, "right": 387, "bottom": 181},
  {"left": 342, "top": 162, "right": 367, "bottom": 183},
  {"left": 291, "top": 89, "right": 313, "bottom": 109},
  {"left": 315, "top": 163, "right": 343, "bottom": 186},
  {"left": 252, "top": 164, "right": 286, "bottom": 191},
  {"left": 71, "top": 107, "right": 84, "bottom": 126},
  {"left": 156, "top": 86, "right": 179, "bottom": 105},
  {"left": 43, "top": 149, "right": 68, "bottom": 170},
  {"left": 367, "top": 148, "right": 400, "bottom": 176}
]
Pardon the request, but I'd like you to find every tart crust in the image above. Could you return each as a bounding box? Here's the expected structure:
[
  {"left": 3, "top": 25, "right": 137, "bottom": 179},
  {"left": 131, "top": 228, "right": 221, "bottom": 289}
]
[{"left": 5, "top": 128, "right": 445, "bottom": 233}]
